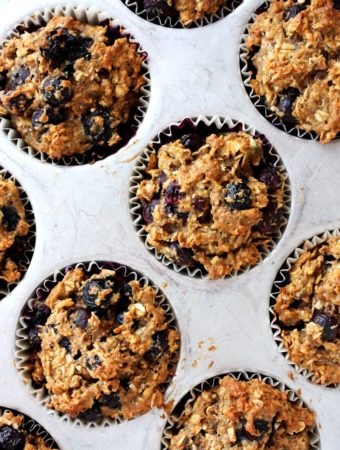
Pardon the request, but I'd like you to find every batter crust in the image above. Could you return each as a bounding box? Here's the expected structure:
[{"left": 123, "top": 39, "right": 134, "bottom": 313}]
[
  {"left": 168, "top": 376, "right": 316, "bottom": 449},
  {"left": 0, "top": 176, "right": 29, "bottom": 283},
  {"left": 274, "top": 236, "right": 340, "bottom": 385},
  {"left": 245, "top": 0, "right": 340, "bottom": 143},
  {"left": 26, "top": 267, "right": 179, "bottom": 421},
  {"left": 0, "top": 16, "right": 145, "bottom": 159},
  {"left": 136, "top": 131, "right": 285, "bottom": 279}
]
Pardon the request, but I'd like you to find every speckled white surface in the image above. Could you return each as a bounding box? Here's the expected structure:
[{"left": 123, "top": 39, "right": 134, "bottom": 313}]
[{"left": 0, "top": 0, "right": 339, "bottom": 449}]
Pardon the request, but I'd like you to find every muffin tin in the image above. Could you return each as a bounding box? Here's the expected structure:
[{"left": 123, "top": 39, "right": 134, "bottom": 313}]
[{"left": 0, "top": 0, "right": 338, "bottom": 449}]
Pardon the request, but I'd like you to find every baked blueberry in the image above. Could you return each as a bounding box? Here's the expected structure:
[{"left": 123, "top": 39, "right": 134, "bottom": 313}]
[
  {"left": 142, "top": 199, "right": 160, "bottom": 224},
  {"left": 144, "top": 330, "right": 168, "bottom": 362},
  {"left": 164, "top": 182, "right": 183, "bottom": 206},
  {"left": 27, "top": 327, "right": 41, "bottom": 350},
  {"left": 58, "top": 336, "right": 72, "bottom": 353},
  {"left": 78, "top": 406, "right": 101, "bottom": 423},
  {"left": 73, "top": 308, "right": 91, "bottom": 329},
  {"left": 0, "top": 425, "right": 26, "bottom": 450},
  {"left": 98, "top": 392, "right": 121, "bottom": 409},
  {"left": 277, "top": 88, "right": 299, "bottom": 122},
  {"left": 2, "top": 205, "right": 20, "bottom": 232},
  {"left": 83, "top": 279, "right": 113, "bottom": 311},
  {"left": 311, "top": 311, "right": 338, "bottom": 341},
  {"left": 0, "top": 71, "right": 7, "bottom": 90},
  {"left": 32, "top": 302, "right": 51, "bottom": 325},
  {"left": 283, "top": 2, "right": 309, "bottom": 21},
  {"left": 82, "top": 110, "right": 113, "bottom": 145},
  {"left": 115, "top": 296, "right": 131, "bottom": 325},
  {"left": 32, "top": 107, "right": 64, "bottom": 131},
  {"left": 42, "top": 77, "right": 72, "bottom": 106},
  {"left": 237, "top": 417, "right": 269, "bottom": 442},
  {"left": 180, "top": 133, "right": 205, "bottom": 151},
  {"left": 258, "top": 165, "right": 281, "bottom": 192},
  {"left": 9, "top": 66, "right": 30, "bottom": 90},
  {"left": 143, "top": 0, "right": 177, "bottom": 18},
  {"left": 257, "top": 202, "right": 282, "bottom": 234},
  {"left": 225, "top": 182, "right": 252, "bottom": 210},
  {"left": 169, "top": 242, "right": 196, "bottom": 267}
]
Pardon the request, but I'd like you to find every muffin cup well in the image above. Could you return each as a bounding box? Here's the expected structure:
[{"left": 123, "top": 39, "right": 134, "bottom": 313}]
[
  {"left": 161, "top": 370, "right": 320, "bottom": 449},
  {"left": 0, "top": 166, "right": 36, "bottom": 301},
  {"left": 270, "top": 227, "right": 340, "bottom": 389},
  {"left": 0, "top": 5, "right": 151, "bottom": 166},
  {"left": 15, "top": 260, "right": 180, "bottom": 427},
  {"left": 129, "top": 115, "right": 291, "bottom": 279},
  {"left": 122, "top": 0, "right": 242, "bottom": 28},
  {"left": 0, "top": 406, "right": 59, "bottom": 448},
  {"left": 239, "top": 1, "right": 340, "bottom": 142}
]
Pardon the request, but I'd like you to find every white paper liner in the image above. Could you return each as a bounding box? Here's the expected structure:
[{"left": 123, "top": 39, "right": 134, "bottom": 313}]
[
  {"left": 239, "top": 1, "right": 340, "bottom": 142},
  {"left": 0, "top": 166, "right": 36, "bottom": 300},
  {"left": 0, "top": 406, "right": 59, "bottom": 448},
  {"left": 0, "top": 5, "right": 151, "bottom": 166},
  {"left": 123, "top": 0, "right": 243, "bottom": 28},
  {"left": 270, "top": 227, "right": 340, "bottom": 389},
  {"left": 15, "top": 260, "right": 180, "bottom": 427},
  {"left": 161, "top": 370, "right": 320, "bottom": 449},
  {"left": 129, "top": 115, "right": 291, "bottom": 279}
]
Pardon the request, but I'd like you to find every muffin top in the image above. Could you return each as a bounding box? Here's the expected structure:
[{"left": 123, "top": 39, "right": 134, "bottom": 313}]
[
  {"left": 136, "top": 131, "right": 285, "bottom": 279},
  {"left": 0, "top": 410, "right": 57, "bottom": 449},
  {"left": 245, "top": 0, "right": 340, "bottom": 143},
  {"left": 0, "top": 16, "right": 145, "bottom": 159},
  {"left": 24, "top": 267, "right": 179, "bottom": 421},
  {"left": 168, "top": 376, "right": 316, "bottom": 449},
  {"left": 0, "top": 176, "right": 29, "bottom": 284},
  {"left": 274, "top": 236, "right": 340, "bottom": 385},
  {"left": 142, "top": 0, "right": 225, "bottom": 25}
]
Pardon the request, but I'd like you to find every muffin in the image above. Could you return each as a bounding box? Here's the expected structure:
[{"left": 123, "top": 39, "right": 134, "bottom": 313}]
[
  {"left": 0, "top": 176, "right": 29, "bottom": 284},
  {"left": 0, "top": 16, "right": 146, "bottom": 160},
  {"left": 136, "top": 129, "right": 286, "bottom": 279},
  {"left": 141, "top": 0, "right": 226, "bottom": 25},
  {"left": 274, "top": 236, "right": 340, "bottom": 385},
  {"left": 167, "top": 375, "right": 316, "bottom": 449},
  {"left": 22, "top": 266, "right": 179, "bottom": 421},
  {"left": 245, "top": 0, "right": 340, "bottom": 143},
  {"left": 0, "top": 409, "right": 58, "bottom": 449}
]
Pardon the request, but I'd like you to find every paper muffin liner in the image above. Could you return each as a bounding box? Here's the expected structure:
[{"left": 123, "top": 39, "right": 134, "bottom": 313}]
[
  {"left": 122, "top": 0, "right": 243, "bottom": 28},
  {"left": 0, "top": 166, "right": 36, "bottom": 301},
  {"left": 0, "top": 5, "right": 151, "bottom": 166},
  {"left": 239, "top": 1, "right": 340, "bottom": 142},
  {"left": 129, "top": 115, "right": 291, "bottom": 279},
  {"left": 15, "top": 260, "right": 180, "bottom": 427},
  {"left": 161, "top": 370, "right": 320, "bottom": 449},
  {"left": 270, "top": 227, "right": 340, "bottom": 389},
  {"left": 0, "top": 406, "right": 59, "bottom": 448}
]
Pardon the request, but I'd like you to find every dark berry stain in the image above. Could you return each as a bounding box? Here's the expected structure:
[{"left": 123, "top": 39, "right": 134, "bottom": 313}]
[
  {"left": 258, "top": 165, "right": 281, "bottom": 192},
  {"left": 98, "top": 392, "right": 121, "bottom": 409},
  {"left": 142, "top": 199, "right": 160, "bottom": 224},
  {"left": 2, "top": 205, "right": 20, "bottom": 231}
]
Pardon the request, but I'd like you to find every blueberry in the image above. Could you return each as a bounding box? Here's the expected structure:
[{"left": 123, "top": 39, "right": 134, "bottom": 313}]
[
  {"left": 258, "top": 165, "right": 281, "bottom": 192},
  {"left": 180, "top": 133, "right": 205, "bottom": 151},
  {"left": 169, "top": 242, "right": 196, "bottom": 267},
  {"left": 236, "top": 418, "right": 269, "bottom": 443},
  {"left": 83, "top": 279, "right": 113, "bottom": 311},
  {"left": 100, "top": 20, "right": 122, "bottom": 46},
  {"left": 2, "top": 205, "right": 20, "bottom": 231},
  {"left": 257, "top": 203, "right": 282, "bottom": 234},
  {"left": 32, "top": 107, "right": 64, "bottom": 131},
  {"left": 0, "top": 71, "right": 7, "bottom": 90},
  {"left": 9, "top": 66, "right": 30, "bottom": 90},
  {"left": 164, "top": 181, "right": 183, "bottom": 206},
  {"left": 311, "top": 311, "right": 338, "bottom": 341},
  {"left": 27, "top": 327, "right": 41, "bottom": 350},
  {"left": 158, "top": 171, "right": 167, "bottom": 190},
  {"left": 0, "top": 425, "right": 26, "bottom": 450},
  {"left": 78, "top": 406, "right": 101, "bottom": 423},
  {"left": 192, "top": 196, "right": 209, "bottom": 211},
  {"left": 144, "top": 330, "right": 168, "bottom": 362},
  {"left": 143, "top": 0, "right": 178, "bottom": 18},
  {"left": 58, "top": 336, "right": 72, "bottom": 353},
  {"left": 283, "top": 2, "right": 308, "bottom": 20},
  {"left": 32, "top": 302, "right": 51, "bottom": 325},
  {"left": 41, "top": 27, "right": 93, "bottom": 63},
  {"left": 73, "top": 308, "right": 91, "bottom": 329},
  {"left": 62, "top": 62, "right": 75, "bottom": 79},
  {"left": 98, "top": 392, "right": 121, "bottom": 409},
  {"left": 277, "top": 88, "right": 299, "bottom": 122},
  {"left": 86, "top": 354, "right": 102, "bottom": 370},
  {"left": 225, "top": 182, "right": 252, "bottom": 210},
  {"left": 142, "top": 199, "right": 160, "bottom": 224},
  {"left": 42, "top": 77, "right": 72, "bottom": 106},
  {"left": 8, "top": 94, "right": 32, "bottom": 114},
  {"left": 82, "top": 110, "right": 113, "bottom": 145},
  {"left": 115, "top": 296, "right": 131, "bottom": 325}
]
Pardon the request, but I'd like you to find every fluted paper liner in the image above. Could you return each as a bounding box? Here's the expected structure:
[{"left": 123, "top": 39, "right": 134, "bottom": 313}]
[
  {"left": 130, "top": 115, "right": 291, "bottom": 279},
  {"left": 15, "top": 260, "right": 180, "bottom": 427},
  {"left": 270, "top": 227, "right": 340, "bottom": 389},
  {"left": 161, "top": 370, "right": 320, "bottom": 449},
  {"left": 0, "top": 5, "right": 151, "bottom": 166},
  {"left": 0, "top": 166, "right": 36, "bottom": 300},
  {"left": 123, "top": 0, "right": 242, "bottom": 28}
]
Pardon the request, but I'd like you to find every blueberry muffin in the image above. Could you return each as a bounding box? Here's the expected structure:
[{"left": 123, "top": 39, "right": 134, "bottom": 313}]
[
  {"left": 136, "top": 131, "right": 286, "bottom": 279},
  {"left": 141, "top": 0, "right": 226, "bottom": 24},
  {"left": 23, "top": 267, "right": 179, "bottom": 421},
  {"left": 245, "top": 0, "right": 340, "bottom": 143},
  {"left": 0, "top": 176, "right": 29, "bottom": 284},
  {"left": 0, "top": 16, "right": 145, "bottom": 159},
  {"left": 0, "top": 409, "right": 57, "bottom": 449},
  {"left": 274, "top": 236, "right": 340, "bottom": 385},
  {"left": 168, "top": 376, "right": 316, "bottom": 449}
]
